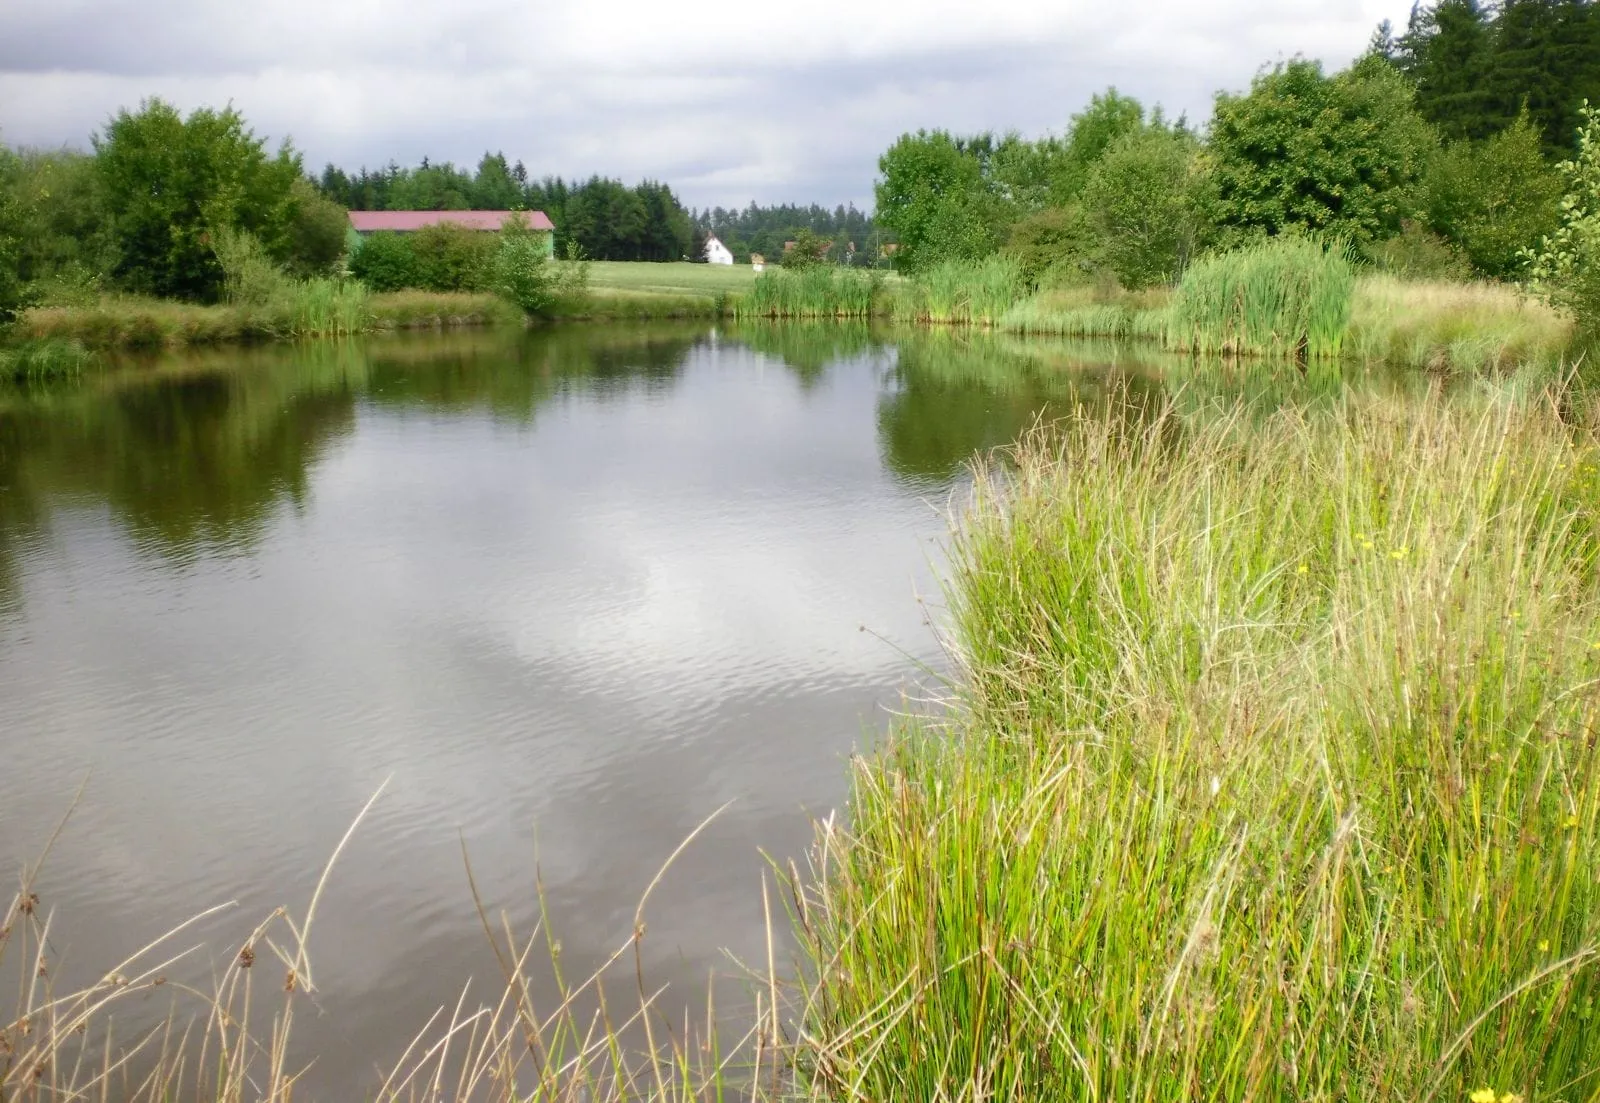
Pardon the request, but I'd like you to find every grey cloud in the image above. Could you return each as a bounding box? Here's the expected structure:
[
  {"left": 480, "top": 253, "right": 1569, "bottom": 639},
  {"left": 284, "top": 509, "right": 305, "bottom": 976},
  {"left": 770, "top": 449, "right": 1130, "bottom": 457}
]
[{"left": 0, "top": 0, "right": 1416, "bottom": 208}]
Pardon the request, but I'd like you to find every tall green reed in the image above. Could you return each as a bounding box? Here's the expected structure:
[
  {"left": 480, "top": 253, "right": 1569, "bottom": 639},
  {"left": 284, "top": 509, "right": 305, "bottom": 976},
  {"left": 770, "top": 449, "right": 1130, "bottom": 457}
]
[
  {"left": 734, "top": 268, "right": 878, "bottom": 318},
  {"left": 897, "top": 255, "right": 1027, "bottom": 326},
  {"left": 1170, "top": 237, "right": 1355, "bottom": 359},
  {"left": 285, "top": 278, "right": 372, "bottom": 337}
]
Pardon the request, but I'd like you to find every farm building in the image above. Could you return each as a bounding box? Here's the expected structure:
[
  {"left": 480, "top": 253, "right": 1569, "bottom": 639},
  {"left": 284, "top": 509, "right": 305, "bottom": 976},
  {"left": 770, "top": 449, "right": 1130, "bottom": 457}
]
[
  {"left": 346, "top": 210, "right": 556, "bottom": 257},
  {"left": 704, "top": 235, "right": 734, "bottom": 265}
]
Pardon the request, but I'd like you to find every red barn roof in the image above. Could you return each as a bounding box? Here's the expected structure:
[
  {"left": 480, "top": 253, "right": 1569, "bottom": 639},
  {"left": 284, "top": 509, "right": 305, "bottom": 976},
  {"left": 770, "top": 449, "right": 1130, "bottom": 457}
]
[{"left": 347, "top": 210, "right": 554, "bottom": 232}]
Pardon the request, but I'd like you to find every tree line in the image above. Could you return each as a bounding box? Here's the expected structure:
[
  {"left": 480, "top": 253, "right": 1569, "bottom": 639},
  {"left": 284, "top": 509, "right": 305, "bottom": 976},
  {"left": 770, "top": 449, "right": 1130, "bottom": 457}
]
[
  {"left": 316, "top": 157, "right": 696, "bottom": 263},
  {"left": 1378, "top": 0, "right": 1600, "bottom": 153},
  {"left": 874, "top": 0, "right": 1600, "bottom": 292},
  {"left": 689, "top": 203, "right": 880, "bottom": 266}
]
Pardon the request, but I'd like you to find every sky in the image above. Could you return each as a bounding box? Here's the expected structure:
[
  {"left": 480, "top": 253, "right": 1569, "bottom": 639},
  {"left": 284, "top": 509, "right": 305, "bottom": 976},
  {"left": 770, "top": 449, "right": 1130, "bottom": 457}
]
[{"left": 0, "top": 0, "right": 1414, "bottom": 211}]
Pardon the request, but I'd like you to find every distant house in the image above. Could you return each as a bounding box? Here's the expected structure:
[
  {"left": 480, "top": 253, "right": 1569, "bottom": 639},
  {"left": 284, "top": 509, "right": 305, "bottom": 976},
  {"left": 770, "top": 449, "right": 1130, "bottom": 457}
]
[
  {"left": 751, "top": 253, "right": 766, "bottom": 273},
  {"left": 346, "top": 210, "right": 556, "bottom": 257},
  {"left": 704, "top": 235, "right": 734, "bottom": 265}
]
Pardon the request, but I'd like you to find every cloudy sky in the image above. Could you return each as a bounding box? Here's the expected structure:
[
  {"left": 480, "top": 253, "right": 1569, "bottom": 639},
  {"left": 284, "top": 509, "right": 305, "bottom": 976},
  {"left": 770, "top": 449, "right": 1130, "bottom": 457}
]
[{"left": 1, "top": 0, "right": 1412, "bottom": 210}]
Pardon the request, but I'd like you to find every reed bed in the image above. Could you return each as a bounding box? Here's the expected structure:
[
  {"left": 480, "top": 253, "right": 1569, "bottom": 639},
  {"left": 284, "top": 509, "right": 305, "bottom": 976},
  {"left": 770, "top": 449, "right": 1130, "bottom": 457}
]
[
  {"left": 550, "top": 288, "right": 725, "bottom": 320},
  {"left": 0, "top": 338, "right": 93, "bottom": 381},
  {"left": 284, "top": 278, "right": 371, "bottom": 337},
  {"left": 892, "top": 255, "right": 1027, "bottom": 326},
  {"left": 999, "top": 285, "right": 1173, "bottom": 341},
  {"left": 1169, "top": 237, "right": 1355, "bottom": 358},
  {"left": 734, "top": 267, "right": 879, "bottom": 319},
  {"left": 16, "top": 290, "right": 519, "bottom": 349},
  {"left": 797, "top": 386, "right": 1600, "bottom": 1102}
]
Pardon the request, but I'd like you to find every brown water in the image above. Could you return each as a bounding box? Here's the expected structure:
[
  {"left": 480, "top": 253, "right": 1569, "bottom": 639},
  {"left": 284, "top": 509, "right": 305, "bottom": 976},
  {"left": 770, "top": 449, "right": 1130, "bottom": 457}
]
[{"left": 0, "top": 322, "right": 1170, "bottom": 1096}]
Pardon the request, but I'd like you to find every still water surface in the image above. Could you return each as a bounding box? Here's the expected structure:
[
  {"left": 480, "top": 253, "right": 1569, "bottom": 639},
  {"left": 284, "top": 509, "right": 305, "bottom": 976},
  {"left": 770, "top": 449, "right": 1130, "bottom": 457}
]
[{"left": 0, "top": 323, "right": 1163, "bottom": 1094}]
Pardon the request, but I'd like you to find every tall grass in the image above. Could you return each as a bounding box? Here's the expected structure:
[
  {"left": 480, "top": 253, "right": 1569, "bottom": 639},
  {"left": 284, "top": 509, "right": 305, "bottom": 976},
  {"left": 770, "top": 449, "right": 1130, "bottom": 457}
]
[
  {"left": 285, "top": 278, "right": 371, "bottom": 337},
  {"left": 797, "top": 387, "right": 1600, "bottom": 1101},
  {"left": 1170, "top": 237, "right": 1355, "bottom": 358},
  {"left": 18, "top": 291, "right": 516, "bottom": 349},
  {"left": 1348, "top": 275, "right": 1576, "bottom": 373},
  {"left": 734, "top": 267, "right": 879, "bottom": 319},
  {"left": 999, "top": 284, "right": 1173, "bottom": 341},
  {"left": 0, "top": 338, "right": 93, "bottom": 381},
  {"left": 896, "top": 256, "right": 1027, "bottom": 326},
  {"left": 2, "top": 794, "right": 788, "bottom": 1103}
]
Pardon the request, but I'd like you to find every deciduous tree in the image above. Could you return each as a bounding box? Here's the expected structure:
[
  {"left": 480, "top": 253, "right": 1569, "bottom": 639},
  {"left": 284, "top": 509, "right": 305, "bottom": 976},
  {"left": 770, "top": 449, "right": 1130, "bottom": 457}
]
[
  {"left": 94, "top": 99, "right": 301, "bottom": 300},
  {"left": 1208, "top": 57, "right": 1436, "bottom": 244}
]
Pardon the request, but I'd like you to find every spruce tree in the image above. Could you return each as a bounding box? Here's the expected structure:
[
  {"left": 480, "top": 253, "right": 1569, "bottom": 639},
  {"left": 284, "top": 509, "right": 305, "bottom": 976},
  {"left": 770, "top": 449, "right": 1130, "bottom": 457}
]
[{"left": 1400, "top": 0, "right": 1499, "bottom": 140}]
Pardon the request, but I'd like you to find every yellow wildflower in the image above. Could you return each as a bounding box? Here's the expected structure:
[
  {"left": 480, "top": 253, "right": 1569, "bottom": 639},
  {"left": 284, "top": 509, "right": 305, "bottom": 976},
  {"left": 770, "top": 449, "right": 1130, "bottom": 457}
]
[
  {"left": 1470, "top": 1090, "right": 1497, "bottom": 1103},
  {"left": 1539, "top": 939, "right": 1550, "bottom": 952},
  {"left": 1297, "top": 562, "right": 1309, "bottom": 575},
  {"left": 1390, "top": 547, "right": 1408, "bottom": 560}
]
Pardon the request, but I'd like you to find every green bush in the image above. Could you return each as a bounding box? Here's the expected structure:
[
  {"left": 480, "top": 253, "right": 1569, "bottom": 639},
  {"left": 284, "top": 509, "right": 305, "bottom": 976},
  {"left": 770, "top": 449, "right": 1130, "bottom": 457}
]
[
  {"left": 1364, "top": 220, "right": 1475, "bottom": 281},
  {"left": 780, "top": 228, "right": 830, "bottom": 270},
  {"left": 1004, "top": 206, "right": 1099, "bottom": 287},
  {"left": 211, "top": 226, "right": 292, "bottom": 306},
  {"left": 1209, "top": 57, "right": 1435, "bottom": 245},
  {"left": 284, "top": 177, "right": 349, "bottom": 277},
  {"left": 489, "top": 220, "right": 589, "bottom": 317},
  {"left": 411, "top": 223, "right": 497, "bottom": 292},
  {"left": 1081, "top": 126, "right": 1209, "bottom": 289},
  {"left": 1526, "top": 103, "right": 1600, "bottom": 335},
  {"left": 1426, "top": 111, "right": 1562, "bottom": 279},
  {"left": 349, "top": 232, "right": 422, "bottom": 292}
]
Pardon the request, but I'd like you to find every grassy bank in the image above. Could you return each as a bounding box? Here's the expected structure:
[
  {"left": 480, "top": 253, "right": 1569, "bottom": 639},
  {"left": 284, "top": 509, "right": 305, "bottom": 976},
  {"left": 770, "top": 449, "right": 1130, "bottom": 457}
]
[
  {"left": 16, "top": 289, "right": 521, "bottom": 349},
  {"left": 799, "top": 386, "right": 1600, "bottom": 1100},
  {"left": 995, "top": 272, "right": 1575, "bottom": 373}
]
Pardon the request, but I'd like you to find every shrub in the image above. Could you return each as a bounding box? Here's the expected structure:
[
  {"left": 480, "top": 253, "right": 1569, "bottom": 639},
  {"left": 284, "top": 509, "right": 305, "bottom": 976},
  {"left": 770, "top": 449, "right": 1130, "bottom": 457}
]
[
  {"left": 489, "top": 218, "right": 589, "bottom": 317},
  {"left": 780, "top": 228, "right": 830, "bottom": 270},
  {"left": 1425, "top": 111, "right": 1562, "bottom": 280},
  {"left": 348, "top": 232, "right": 422, "bottom": 292},
  {"left": 1004, "top": 206, "right": 1099, "bottom": 288},
  {"left": 410, "top": 223, "right": 497, "bottom": 292},
  {"left": 211, "top": 226, "right": 292, "bottom": 306},
  {"left": 1081, "top": 126, "right": 1209, "bottom": 289},
  {"left": 1364, "top": 220, "right": 1475, "bottom": 281},
  {"left": 284, "top": 177, "right": 349, "bottom": 277},
  {"left": 1526, "top": 102, "right": 1600, "bottom": 334}
]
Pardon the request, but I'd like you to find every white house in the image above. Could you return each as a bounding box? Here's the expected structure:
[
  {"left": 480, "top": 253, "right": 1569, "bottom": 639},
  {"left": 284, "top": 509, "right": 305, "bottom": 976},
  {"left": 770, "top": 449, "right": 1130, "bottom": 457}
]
[{"left": 704, "top": 235, "right": 734, "bottom": 265}]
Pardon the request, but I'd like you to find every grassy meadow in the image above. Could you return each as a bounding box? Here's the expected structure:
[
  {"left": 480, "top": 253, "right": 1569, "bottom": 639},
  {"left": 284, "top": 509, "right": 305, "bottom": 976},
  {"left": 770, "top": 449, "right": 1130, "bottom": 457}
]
[{"left": 584, "top": 260, "right": 759, "bottom": 297}]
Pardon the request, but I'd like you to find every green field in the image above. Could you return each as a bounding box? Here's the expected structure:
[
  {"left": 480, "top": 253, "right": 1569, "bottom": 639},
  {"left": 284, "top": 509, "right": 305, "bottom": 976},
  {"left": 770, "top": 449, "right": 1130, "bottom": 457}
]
[{"left": 583, "top": 260, "right": 759, "bottom": 298}]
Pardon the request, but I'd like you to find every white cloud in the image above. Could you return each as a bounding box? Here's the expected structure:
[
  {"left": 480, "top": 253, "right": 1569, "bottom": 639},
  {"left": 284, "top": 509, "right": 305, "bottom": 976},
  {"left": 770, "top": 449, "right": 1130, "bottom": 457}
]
[{"left": 0, "top": 0, "right": 1416, "bottom": 207}]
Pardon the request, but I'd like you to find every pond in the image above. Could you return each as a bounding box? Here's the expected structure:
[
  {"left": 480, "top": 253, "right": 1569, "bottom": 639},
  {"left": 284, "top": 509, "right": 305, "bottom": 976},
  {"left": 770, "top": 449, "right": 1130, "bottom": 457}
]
[{"left": 0, "top": 322, "right": 1195, "bottom": 1095}]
